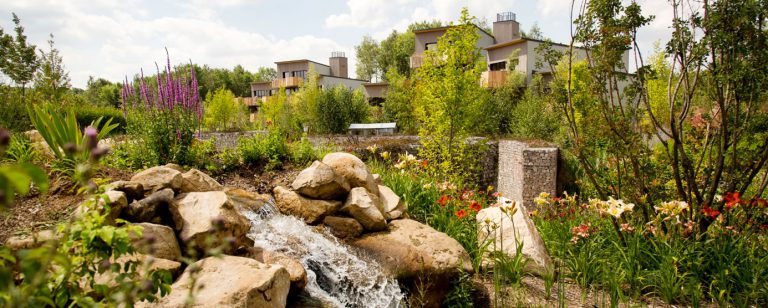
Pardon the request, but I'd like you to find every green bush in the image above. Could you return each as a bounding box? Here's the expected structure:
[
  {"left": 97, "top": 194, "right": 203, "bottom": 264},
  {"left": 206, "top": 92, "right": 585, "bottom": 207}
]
[
  {"left": 1, "top": 133, "right": 38, "bottom": 164},
  {"left": 70, "top": 105, "right": 126, "bottom": 135},
  {"left": 238, "top": 129, "right": 288, "bottom": 170},
  {"left": 315, "top": 85, "right": 370, "bottom": 134},
  {"left": 288, "top": 135, "right": 318, "bottom": 167}
]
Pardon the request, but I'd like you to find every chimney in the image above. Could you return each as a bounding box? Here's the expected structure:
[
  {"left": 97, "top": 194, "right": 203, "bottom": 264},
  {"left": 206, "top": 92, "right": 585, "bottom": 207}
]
[
  {"left": 329, "top": 51, "right": 348, "bottom": 78},
  {"left": 493, "top": 12, "right": 521, "bottom": 43}
]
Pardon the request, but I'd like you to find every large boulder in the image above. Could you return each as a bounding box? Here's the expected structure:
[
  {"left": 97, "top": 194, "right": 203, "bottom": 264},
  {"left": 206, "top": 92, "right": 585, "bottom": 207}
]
[
  {"left": 291, "top": 161, "right": 350, "bottom": 200},
  {"left": 322, "top": 216, "right": 363, "bottom": 239},
  {"left": 321, "top": 152, "right": 379, "bottom": 196},
  {"left": 174, "top": 191, "right": 251, "bottom": 254},
  {"left": 378, "top": 185, "right": 405, "bottom": 220},
  {"left": 122, "top": 188, "right": 174, "bottom": 222},
  {"left": 272, "top": 186, "right": 341, "bottom": 224},
  {"left": 181, "top": 168, "right": 224, "bottom": 193},
  {"left": 351, "top": 219, "right": 473, "bottom": 279},
  {"left": 224, "top": 188, "right": 271, "bottom": 213},
  {"left": 352, "top": 219, "right": 473, "bottom": 308},
  {"left": 104, "top": 181, "right": 144, "bottom": 202},
  {"left": 130, "top": 166, "right": 183, "bottom": 193},
  {"left": 340, "top": 187, "right": 386, "bottom": 231},
  {"left": 73, "top": 190, "right": 127, "bottom": 225},
  {"left": 4, "top": 230, "right": 57, "bottom": 250},
  {"left": 261, "top": 251, "right": 308, "bottom": 290},
  {"left": 140, "top": 256, "right": 290, "bottom": 308},
  {"left": 476, "top": 198, "right": 552, "bottom": 275},
  {"left": 129, "top": 222, "right": 182, "bottom": 261}
]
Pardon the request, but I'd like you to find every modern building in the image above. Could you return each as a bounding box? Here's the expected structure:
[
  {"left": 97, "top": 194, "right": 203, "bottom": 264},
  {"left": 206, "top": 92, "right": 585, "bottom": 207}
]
[
  {"left": 250, "top": 52, "right": 368, "bottom": 101},
  {"left": 410, "top": 12, "right": 627, "bottom": 88}
]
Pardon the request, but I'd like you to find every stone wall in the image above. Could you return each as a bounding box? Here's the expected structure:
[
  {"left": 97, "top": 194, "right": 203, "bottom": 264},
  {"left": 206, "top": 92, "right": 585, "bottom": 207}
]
[
  {"left": 198, "top": 131, "right": 265, "bottom": 149},
  {"left": 497, "top": 140, "right": 558, "bottom": 210}
]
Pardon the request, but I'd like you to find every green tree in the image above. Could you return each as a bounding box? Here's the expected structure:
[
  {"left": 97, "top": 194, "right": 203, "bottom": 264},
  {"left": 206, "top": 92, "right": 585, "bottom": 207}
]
[
  {"left": 253, "top": 67, "right": 277, "bottom": 82},
  {"left": 413, "top": 8, "right": 485, "bottom": 179},
  {"left": 354, "top": 35, "right": 380, "bottom": 81},
  {"left": 0, "top": 13, "right": 39, "bottom": 101},
  {"left": 315, "top": 85, "right": 369, "bottom": 134},
  {"left": 291, "top": 67, "right": 321, "bottom": 133},
  {"left": 83, "top": 77, "right": 121, "bottom": 107},
  {"left": 382, "top": 68, "right": 418, "bottom": 134},
  {"left": 204, "top": 87, "right": 248, "bottom": 132},
  {"left": 229, "top": 64, "right": 255, "bottom": 97},
  {"left": 34, "top": 34, "right": 70, "bottom": 103},
  {"left": 522, "top": 22, "right": 545, "bottom": 40}
]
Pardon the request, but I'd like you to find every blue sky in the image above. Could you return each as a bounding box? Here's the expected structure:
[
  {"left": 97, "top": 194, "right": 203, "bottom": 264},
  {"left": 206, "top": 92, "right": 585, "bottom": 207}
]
[{"left": 0, "top": 0, "right": 673, "bottom": 88}]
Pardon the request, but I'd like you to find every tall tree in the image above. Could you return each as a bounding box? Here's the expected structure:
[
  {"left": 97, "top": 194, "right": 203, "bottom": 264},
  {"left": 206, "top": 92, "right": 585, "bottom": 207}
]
[
  {"left": 0, "top": 13, "right": 39, "bottom": 100},
  {"left": 229, "top": 64, "right": 254, "bottom": 97},
  {"left": 253, "top": 67, "right": 277, "bottom": 82},
  {"left": 34, "top": 34, "right": 70, "bottom": 103},
  {"left": 413, "top": 8, "right": 485, "bottom": 179},
  {"left": 354, "top": 36, "right": 380, "bottom": 81}
]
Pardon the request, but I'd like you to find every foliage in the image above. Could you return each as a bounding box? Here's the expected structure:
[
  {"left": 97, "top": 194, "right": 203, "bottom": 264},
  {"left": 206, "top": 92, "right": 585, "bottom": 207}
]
[
  {"left": 508, "top": 75, "right": 561, "bottom": 141},
  {"left": 382, "top": 69, "right": 418, "bottom": 134},
  {"left": 1, "top": 133, "right": 38, "bottom": 164},
  {"left": 0, "top": 13, "right": 38, "bottom": 97},
  {"left": 121, "top": 51, "right": 202, "bottom": 166},
  {"left": 238, "top": 129, "right": 289, "bottom": 171},
  {"left": 34, "top": 34, "right": 70, "bottom": 103},
  {"left": 314, "top": 85, "right": 369, "bottom": 134},
  {"left": 354, "top": 36, "right": 380, "bottom": 81},
  {"left": 353, "top": 20, "right": 442, "bottom": 81},
  {"left": 83, "top": 77, "right": 121, "bottom": 108},
  {"left": 0, "top": 128, "right": 47, "bottom": 208},
  {"left": 68, "top": 104, "right": 126, "bottom": 135},
  {"left": 412, "top": 8, "right": 486, "bottom": 181},
  {"left": 203, "top": 87, "right": 249, "bottom": 132},
  {"left": 288, "top": 135, "right": 319, "bottom": 167},
  {"left": 27, "top": 103, "right": 117, "bottom": 184},
  {"left": 0, "top": 86, "right": 32, "bottom": 131},
  {"left": 533, "top": 192, "right": 768, "bottom": 306}
]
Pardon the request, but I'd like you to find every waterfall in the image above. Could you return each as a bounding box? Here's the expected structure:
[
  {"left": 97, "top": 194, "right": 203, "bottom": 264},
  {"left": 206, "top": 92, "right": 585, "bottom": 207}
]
[{"left": 243, "top": 200, "right": 405, "bottom": 308}]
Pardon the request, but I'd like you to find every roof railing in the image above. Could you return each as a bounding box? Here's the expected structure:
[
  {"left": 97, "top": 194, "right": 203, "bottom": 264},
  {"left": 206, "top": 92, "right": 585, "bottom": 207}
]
[
  {"left": 331, "top": 51, "right": 346, "bottom": 58},
  {"left": 497, "top": 12, "right": 516, "bottom": 22}
]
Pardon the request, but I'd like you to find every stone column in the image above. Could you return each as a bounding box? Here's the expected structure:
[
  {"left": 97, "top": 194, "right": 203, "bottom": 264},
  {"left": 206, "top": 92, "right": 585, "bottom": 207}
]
[{"left": 496, "top": 140, "right": 558, "bottom": 209}]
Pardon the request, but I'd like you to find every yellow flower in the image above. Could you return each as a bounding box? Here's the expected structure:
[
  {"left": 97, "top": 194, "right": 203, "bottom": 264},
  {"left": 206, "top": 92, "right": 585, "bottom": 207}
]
[
  {"left": 380, "top": 151, "right": 390, "bottom": 160},
  {"left": 366, "top": 144, "right": 379, "bottom": 154}
]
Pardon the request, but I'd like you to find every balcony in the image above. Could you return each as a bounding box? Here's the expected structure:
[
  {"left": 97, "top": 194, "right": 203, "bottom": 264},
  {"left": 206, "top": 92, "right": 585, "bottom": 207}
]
[
  {"left": 481, "top": 70, "right": 509, "bottom": 88},
  {"left": 272, "top": 76, "right": 303, "bottom": 88},
  {"left": 410, "top": 54, "right": 424, "bottom": 69}
]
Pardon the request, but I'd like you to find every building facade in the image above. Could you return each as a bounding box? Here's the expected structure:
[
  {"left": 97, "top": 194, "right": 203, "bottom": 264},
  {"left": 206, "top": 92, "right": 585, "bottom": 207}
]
[
  {"left": 250, "top": 52, "right": 368, "bottom": 101},
  {"left": 410, "top": 12, "right": 628, "bottom": 88}
]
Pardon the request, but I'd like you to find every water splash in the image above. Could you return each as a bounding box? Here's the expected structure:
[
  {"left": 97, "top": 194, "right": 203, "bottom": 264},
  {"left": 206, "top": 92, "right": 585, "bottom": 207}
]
[{"left": 244, "top": 201, "right": 404, "bottom": 308}]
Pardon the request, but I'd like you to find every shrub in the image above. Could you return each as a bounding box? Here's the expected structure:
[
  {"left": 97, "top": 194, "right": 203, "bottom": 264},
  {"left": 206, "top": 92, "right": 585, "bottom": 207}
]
[
  {"left": 70, "top": 105, "right": 127, "bottom": 135},
  {"left": 288, "top": 135, "right": 318, "bottom": 167},
  {"left": 121, "top": 52, "right": 202, "bottom": 166},
  {"left": 1, "top": 133, "right": 38, "bottom": 164},
  {"left": 27, "top": 103, "right": 118, "bottom": 185},
  {"left": 203, "top": 87, "right": 249, "bottom": 132},
  {"left": 314, "top": 85, "right": 370, "bottom": 134},
  {"left": 238, "top": 129, "right": 288, "bottom": 170}
]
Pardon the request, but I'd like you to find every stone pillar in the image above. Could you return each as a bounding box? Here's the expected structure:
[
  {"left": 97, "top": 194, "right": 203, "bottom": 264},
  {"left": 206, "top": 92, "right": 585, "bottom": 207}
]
[{"left": 496, "top": 140, "right": 558, "bottom": 209}]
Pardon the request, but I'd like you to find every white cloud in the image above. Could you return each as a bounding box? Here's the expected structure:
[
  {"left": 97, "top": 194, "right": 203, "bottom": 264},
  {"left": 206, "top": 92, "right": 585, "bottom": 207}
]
[
  {"left": 1, "top": 0, "right": 347, "bottom": 88},
  {"left": 325, "top": 0, "right": 395, "bottom": 29}
]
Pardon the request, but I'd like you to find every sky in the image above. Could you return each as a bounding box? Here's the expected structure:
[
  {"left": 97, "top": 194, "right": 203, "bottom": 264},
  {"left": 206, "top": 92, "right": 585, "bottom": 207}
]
[{"left": 0, "top": 0, "right": 674, "bottom": 88}]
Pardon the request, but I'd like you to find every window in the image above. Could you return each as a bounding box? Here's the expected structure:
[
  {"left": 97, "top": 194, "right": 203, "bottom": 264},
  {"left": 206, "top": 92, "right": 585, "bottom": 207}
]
[
  {"left": 489, "top": 61, "right": 507, "bottom": 71},
  {"left": 292, "top": 70, "right": 306, "bottom": 78},
  {"left": 254, "top": 90, "right": 268, "bottom": 97},
  {"left": 282, "top": 71, "right": 290, "bottom": 78},
  {"left": 425, "top": 42, "right": 438, "bottom": 51}
]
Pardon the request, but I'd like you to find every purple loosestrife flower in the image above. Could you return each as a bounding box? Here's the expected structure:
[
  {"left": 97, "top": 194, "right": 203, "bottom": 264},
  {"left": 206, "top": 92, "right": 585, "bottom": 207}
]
[{"left": 84, "top": 126, "right": 99, "bottom": 151}]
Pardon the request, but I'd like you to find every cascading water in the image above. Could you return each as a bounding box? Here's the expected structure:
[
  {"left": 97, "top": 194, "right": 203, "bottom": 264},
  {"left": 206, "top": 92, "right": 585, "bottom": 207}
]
[{"left": 243, "top": 200, "right": 405, "bottom": 308}]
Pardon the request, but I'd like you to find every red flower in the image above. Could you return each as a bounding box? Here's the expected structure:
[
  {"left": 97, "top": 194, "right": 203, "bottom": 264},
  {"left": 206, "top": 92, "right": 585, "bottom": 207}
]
[
  {"left": 455, "top": 209, "right": 467, "bottom": 219},
  {"left": 724, "top": 192, "right": 742, "bottom": 210},
  {"left": 468, "top": 200, "right": 482, "bottom": 212},
  {"left": 436, "top": 195, "right": 451, "bottom": 207},
  {"left": 702, "top": 205, "right": 720, "bottom": 219},
  {"left": 751, "top": 198, "right": 767, "bottom": 208},
  {"left": 421, "top": 159, "right": 428, "bottom": 168}
]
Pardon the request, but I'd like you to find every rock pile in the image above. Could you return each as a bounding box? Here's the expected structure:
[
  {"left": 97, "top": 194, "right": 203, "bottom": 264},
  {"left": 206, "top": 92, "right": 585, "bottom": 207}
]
[
  {"left": 85, "top": 164, "right": 296, "bottom": 308},
  {"left": 273, "top": 152, "right": 405, "bottom": 238},
  {"left": 275, "top": 152, "right": 472, "bottom": 307}
]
